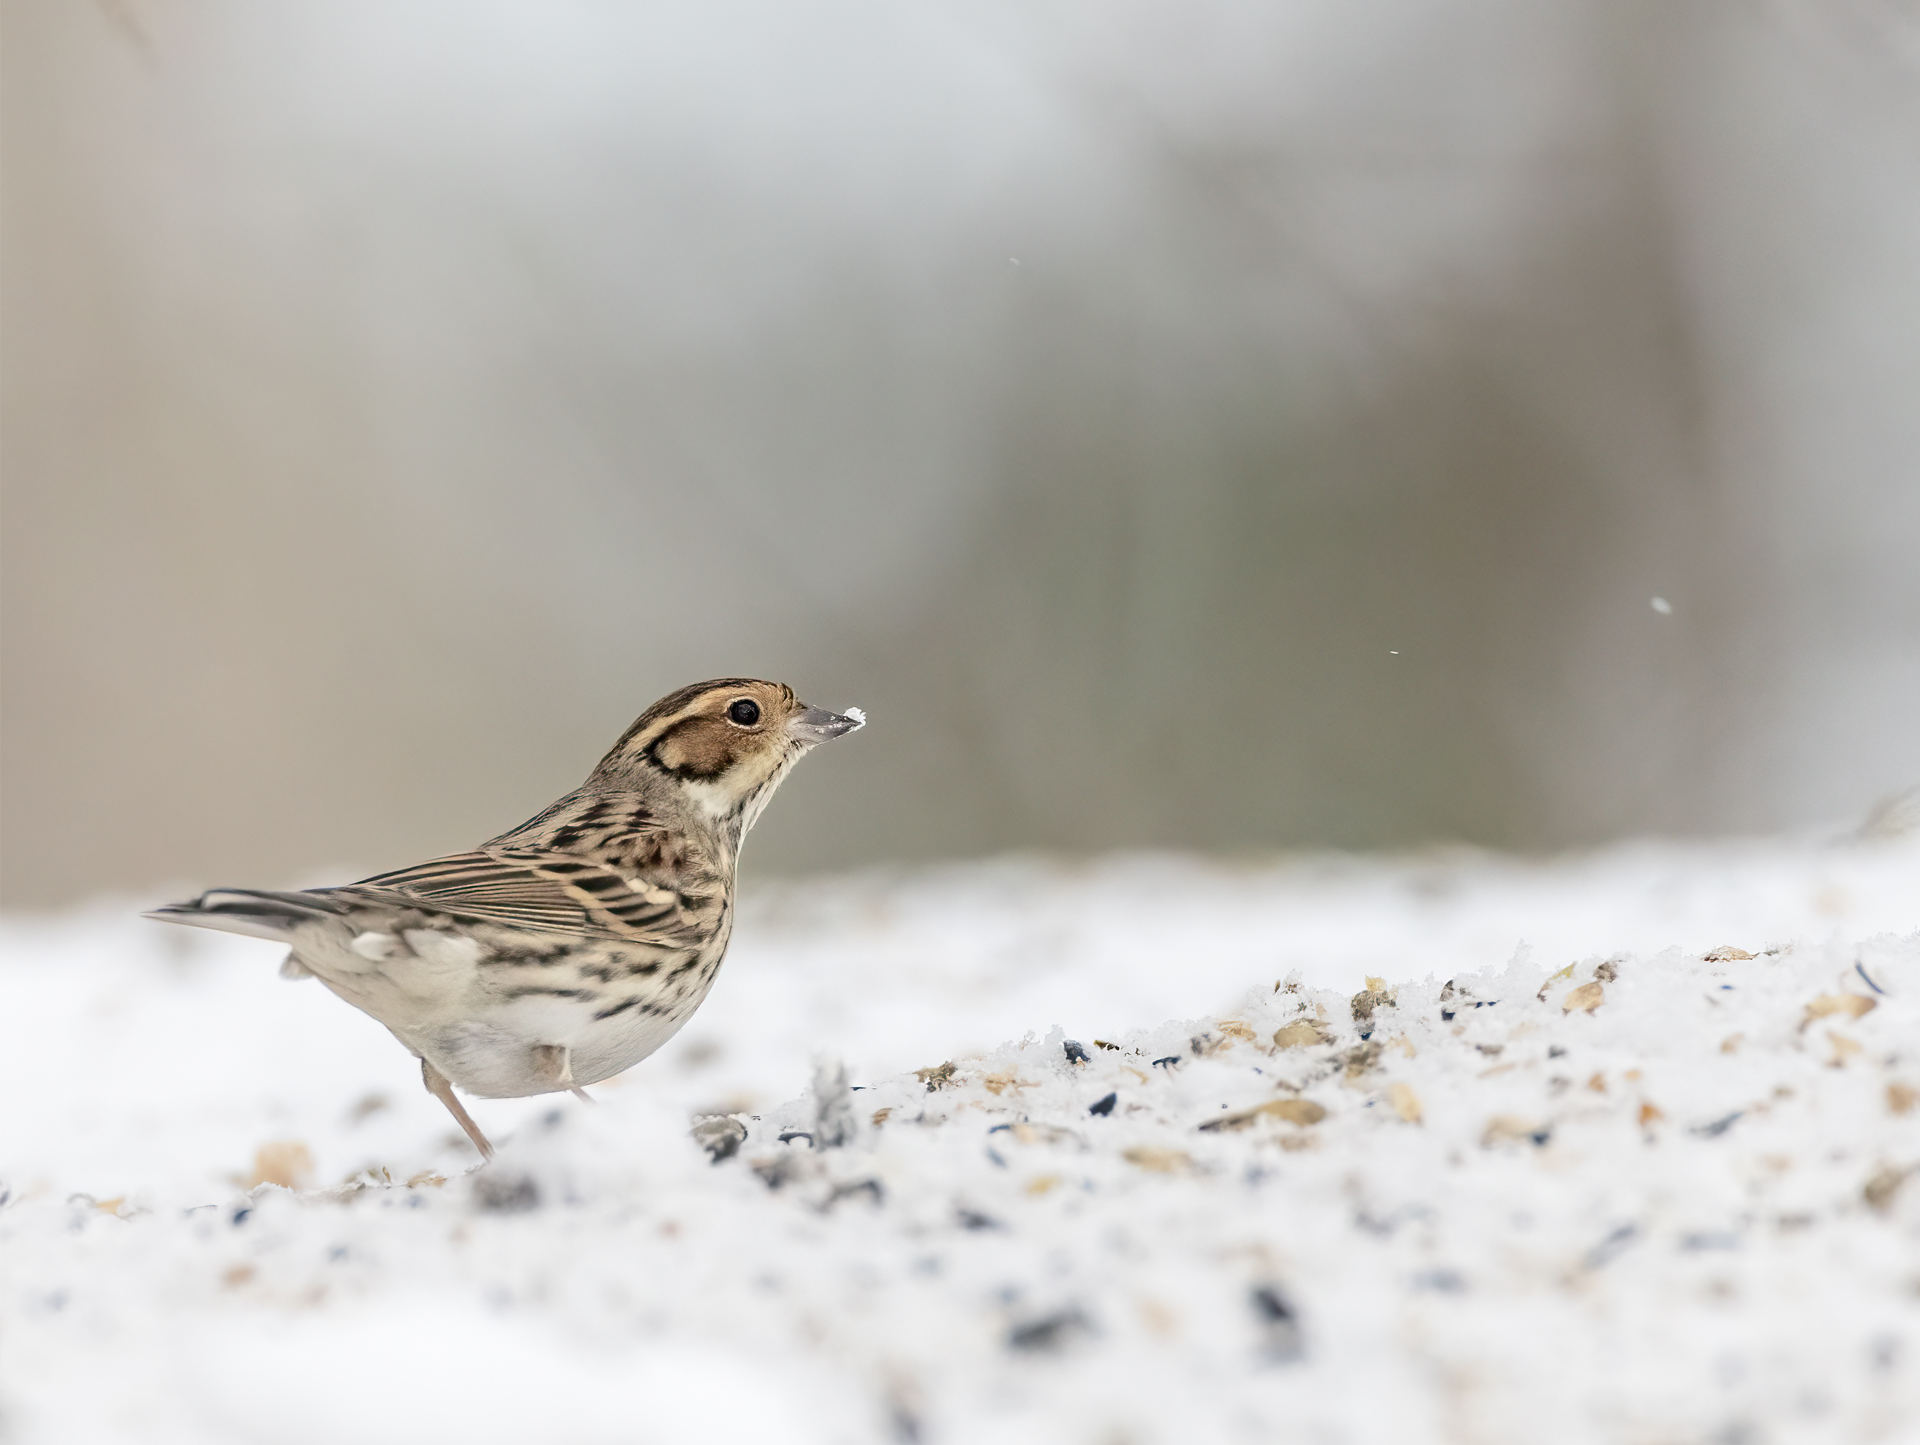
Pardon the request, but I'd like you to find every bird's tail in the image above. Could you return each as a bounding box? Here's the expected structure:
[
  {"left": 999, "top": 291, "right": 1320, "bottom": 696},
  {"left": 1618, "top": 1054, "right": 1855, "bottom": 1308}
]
[{"left": 144, "top": 888, "right": 346, "bottom": 942}]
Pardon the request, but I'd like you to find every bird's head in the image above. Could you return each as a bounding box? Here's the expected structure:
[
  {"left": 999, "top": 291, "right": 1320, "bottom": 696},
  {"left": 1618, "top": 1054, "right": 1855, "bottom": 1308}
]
[{"left": 594, "top": 678, "right": 864, "bottom": 831}]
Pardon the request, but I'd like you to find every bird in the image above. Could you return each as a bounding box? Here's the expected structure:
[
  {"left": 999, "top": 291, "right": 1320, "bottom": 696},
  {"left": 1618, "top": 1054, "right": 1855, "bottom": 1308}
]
[{"left": 146, "top": 678, "right": 865, "bottom": 1160}]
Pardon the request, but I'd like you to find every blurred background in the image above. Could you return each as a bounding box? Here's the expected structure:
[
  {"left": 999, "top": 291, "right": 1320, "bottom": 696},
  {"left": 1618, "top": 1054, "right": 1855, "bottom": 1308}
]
[{"left": 4, "top": 0, "right": 1917, "bottom": 910}]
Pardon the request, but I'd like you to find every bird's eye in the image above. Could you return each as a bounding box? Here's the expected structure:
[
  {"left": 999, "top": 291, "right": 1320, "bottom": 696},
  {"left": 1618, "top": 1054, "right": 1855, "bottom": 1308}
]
[{"left": 727, "top": 698, "right": 761, "bottom": 726}]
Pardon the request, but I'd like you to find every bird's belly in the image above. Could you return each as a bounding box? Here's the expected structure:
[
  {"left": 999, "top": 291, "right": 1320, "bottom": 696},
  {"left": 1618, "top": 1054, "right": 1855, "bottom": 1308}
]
[
  {"left": 414, "top": 962, "right": 722, "bottom": 1098},
  {"left": 292, "top": 920, "right": 727, "bottom": 1099},
  {"left": 410, "top": 1008, "right": 680, "bottom": 1097}
]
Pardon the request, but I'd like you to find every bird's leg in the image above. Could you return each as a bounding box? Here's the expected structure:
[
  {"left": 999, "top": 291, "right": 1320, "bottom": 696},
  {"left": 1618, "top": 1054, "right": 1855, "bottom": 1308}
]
[
  {"left": 421, "top": 1059, "right": 495, "bottom": 1160},
  {"left": 530, "top": 1043, "right": 594, "bottom": 1104}
]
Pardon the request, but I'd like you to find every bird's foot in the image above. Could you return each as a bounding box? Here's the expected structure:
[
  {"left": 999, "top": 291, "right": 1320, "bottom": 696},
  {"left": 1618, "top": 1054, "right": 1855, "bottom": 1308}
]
[
  {"left": 421, "top": 1058, "right": 495, "bottom": 1160},
  {"left": 530, "top": 1043, "right": 593, "bottom": 1103}
]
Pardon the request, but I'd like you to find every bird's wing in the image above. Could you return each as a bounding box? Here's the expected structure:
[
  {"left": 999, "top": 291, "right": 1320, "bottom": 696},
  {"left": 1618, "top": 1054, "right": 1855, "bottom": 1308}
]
[{"left": 342, "top": 848, "right": 712, "bottom": 946}]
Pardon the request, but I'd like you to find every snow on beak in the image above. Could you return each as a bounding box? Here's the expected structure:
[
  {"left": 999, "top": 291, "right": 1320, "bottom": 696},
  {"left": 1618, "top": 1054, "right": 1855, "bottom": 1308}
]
[{"left": 788, "top": 705, "right": 866, "bottom": 745}]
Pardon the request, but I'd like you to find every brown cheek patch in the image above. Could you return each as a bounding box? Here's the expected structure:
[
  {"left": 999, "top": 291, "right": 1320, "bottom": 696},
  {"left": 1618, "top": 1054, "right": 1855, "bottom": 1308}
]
[{"left": 653, "top": 718, "right": 736, "bottom": 780}]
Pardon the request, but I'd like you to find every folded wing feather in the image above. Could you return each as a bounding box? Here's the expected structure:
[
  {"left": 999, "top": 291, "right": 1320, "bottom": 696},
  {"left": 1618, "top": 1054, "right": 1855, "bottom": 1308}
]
[{"left": 342, "top": 849, "right": 706, "bottom": 947}]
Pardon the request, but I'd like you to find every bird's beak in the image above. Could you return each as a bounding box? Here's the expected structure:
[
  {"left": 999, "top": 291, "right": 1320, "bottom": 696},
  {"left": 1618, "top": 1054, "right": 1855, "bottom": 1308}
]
[{"left": 788, "top": 704, "right": 866, "bottom": 745}]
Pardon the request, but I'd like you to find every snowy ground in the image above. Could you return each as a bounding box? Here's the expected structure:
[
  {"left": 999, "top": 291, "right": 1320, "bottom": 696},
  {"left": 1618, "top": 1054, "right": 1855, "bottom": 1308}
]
[{"left": 2, "top": 830, "right": 1917, "bottom": 1444}]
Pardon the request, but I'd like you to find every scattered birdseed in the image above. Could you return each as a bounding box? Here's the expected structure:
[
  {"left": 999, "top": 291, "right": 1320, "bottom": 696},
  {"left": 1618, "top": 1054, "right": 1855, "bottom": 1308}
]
[
  {"left": 7, "top": 838, "right": 1916, "bottom": 1444},
  {"left": 915, "top": 1062, "right": 957, "bottom": 1092},
  {"left": 1272, "top": 1020, "right": 1329, "bottom": 1049},
  {"left": 691, "top": 1115, "right": 748, "bottom": 1162},
  {"left": 1386, "top": 1082, "right": 1423, "bottom": 1123},
  {"left": 1800, "top": 993, "right": 1876, "bottom": 1029},
  {"left": 469, "top": 1170, "right": 539, "bottom": 1214},
  {"left": 1562, "top": 982, "right": 1605, "bottom": 1013},
  {"left": 1007, "top": 1308, "right": 1091, "bottom": 1353},
  {"left": 245, "top": 1142, "right": 313, "bottom": 1191},
  {"left": 1199, "top": 1099, "right": 1326, "bottom": 1132}
]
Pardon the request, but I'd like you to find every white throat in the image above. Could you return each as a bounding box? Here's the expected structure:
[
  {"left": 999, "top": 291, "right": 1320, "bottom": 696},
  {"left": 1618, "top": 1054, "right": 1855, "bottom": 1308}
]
[{"left": 678, "top": 745, "right": 805, "bottom": 849}]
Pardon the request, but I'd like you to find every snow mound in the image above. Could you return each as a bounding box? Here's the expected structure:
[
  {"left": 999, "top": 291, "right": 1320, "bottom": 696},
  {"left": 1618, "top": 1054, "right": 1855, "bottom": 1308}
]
[{"left": 2, "top": 836, "right": 1917, "bottom": 1444}]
